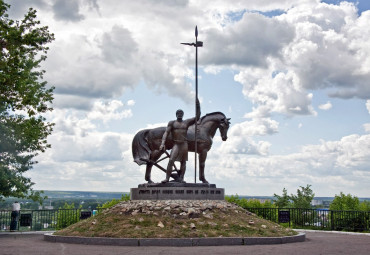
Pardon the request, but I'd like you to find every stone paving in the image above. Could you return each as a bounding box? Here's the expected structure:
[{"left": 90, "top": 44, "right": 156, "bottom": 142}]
[{"left": 0, "top": 231, "right": 369, "bottom": 255}]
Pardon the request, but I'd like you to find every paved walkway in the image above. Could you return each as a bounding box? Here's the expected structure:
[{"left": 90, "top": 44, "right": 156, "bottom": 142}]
[{"left": 0, "top": 231, "right": 369, "bottom": 255}]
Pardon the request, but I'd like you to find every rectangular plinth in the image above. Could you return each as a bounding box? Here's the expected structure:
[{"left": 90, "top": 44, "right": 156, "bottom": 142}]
[{"left": 130, "top": 187, "right": 224, "bottom": 200}]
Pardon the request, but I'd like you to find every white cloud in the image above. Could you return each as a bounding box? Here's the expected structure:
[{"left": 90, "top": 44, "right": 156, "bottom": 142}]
[
  {"left": 203, "top": 65, "right": 223, "bottom": 75},
  {"left": 318, "top": 101, "right": 332, "bottom": 110},
  {"left": 364, "top": 123, "right": 370, "bottom": 133},
  {"left": 46, "top": 28, "right": 140, "bottom": 100},
  {"left": 52, "top": 0, "right": 84, "bottom": 22},
  {"left": 208, "top": 1, "right": 370, "bottom": 140},
  {"left": 48, "top": 109, "right": 94, "bottom": 137},
  {"left": 216, "top": 117, "right": 278, "bottom": 156},
  {"left": 219, "top": 136, "right": 271, "bottom": 155},
  {"left": 209, "top": 133, "right": 370, "bottom": 196},
  {"left": 203, "top": 13, "right": 295, "bottom": 67},
  {"left": 46, "top": 99, "right": 133, "bottom": 136},
  {"left": 238, "top": 68, "right": 316, "bottom": 118},
  {"left": 361, "top": 99, "right": 370, "bottom": 133},
  {"left": 199, "top": 1, "right": 370, "bottom": 124},
  {"left": 53, "top": 94, "right": 93, "bottom": 110},
  {"left": 127, "top": 100, "right": 135, "bottom": 106},
  {"left": 30, "top": 106, "right": 138, "bottom": 191},
  {"left": 88, "top": 100, "right": 133, "bottom": 122},
  {"left": 231, "top": 118, "right": 279, "bottom": 136},
  {"left": 38, "top": 2, "right": 198, "bottom": 110},
  {"left": 143, "top": 122, "right": 168, "bottom": 130},
  {"left": 279, "top": 2, "right": 370, "bottom": 99},
  {"left": 48, "top": 131, "right": 126, "bottom": 162}
]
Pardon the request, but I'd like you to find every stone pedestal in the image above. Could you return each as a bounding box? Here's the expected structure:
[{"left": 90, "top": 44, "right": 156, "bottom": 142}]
[{"left": 130, "top": 183, "right": 224, "bottom": 200}]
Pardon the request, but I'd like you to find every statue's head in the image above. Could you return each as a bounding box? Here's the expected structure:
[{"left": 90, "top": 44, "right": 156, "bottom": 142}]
[{"left": 176, "top": 109, "right": 184, "bottom": 119}]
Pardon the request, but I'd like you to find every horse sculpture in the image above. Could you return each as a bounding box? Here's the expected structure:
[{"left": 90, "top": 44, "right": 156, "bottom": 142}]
[{"left": 132, "top": 112, "right": 230, "bottom": 184}]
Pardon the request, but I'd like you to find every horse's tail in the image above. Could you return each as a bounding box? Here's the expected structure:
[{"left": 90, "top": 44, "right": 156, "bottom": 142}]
[{"left": 132, "top": 129, "right": 151, "bottom": 165}]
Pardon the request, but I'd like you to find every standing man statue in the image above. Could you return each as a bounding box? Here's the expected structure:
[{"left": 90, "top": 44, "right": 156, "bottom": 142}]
[{"left": 160, "top": 98, "right": 201, "bottom": 183}]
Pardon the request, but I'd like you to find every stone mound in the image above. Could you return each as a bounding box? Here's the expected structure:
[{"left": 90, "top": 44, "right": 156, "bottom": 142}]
[
  {"left": 55, "top": 200, "right": 296, "bottom": 239},
  {"left": 107, "top": 200, "right": 252, "bottom": 219}
]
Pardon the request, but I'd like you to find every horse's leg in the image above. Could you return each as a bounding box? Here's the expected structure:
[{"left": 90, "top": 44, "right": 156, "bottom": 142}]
[
  {"left": 145, "top": 150, "right": 162, "bottom": 183},
  {"left": 177, "top": 160, "right": 186, "bottom": 183},
  {"left": 199, "top": 150, "right": 209, "bottom": 184},
  {"left": 145, "top": 163, "right": 154, "bottom": 184}
]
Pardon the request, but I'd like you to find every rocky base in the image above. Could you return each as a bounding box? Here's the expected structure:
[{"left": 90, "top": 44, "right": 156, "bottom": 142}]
[{"left": 108, "top": 200, "right": 248, "bottom": 219}]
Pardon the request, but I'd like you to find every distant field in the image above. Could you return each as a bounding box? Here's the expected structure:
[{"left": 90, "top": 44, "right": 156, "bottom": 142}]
[{"left": 41, "top": 190, "right": 129, "bottom": 199}]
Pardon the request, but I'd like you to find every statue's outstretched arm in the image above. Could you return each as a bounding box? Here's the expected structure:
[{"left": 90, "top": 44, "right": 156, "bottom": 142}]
[{"left": 185, "top": 99, "right": 201, "bottom": 126}]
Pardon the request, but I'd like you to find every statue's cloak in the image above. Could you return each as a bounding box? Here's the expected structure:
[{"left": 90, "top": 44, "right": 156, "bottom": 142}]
[
  {"left": 132, "top": 127, "right": 169, "bottom": 165},
  {"left": 132, "top": 129, "right": 152, "bottom": 165}
]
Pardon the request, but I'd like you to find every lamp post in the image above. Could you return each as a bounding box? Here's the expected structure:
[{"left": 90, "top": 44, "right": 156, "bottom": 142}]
[{"left": 181, "top": 26, "right": 203, "bottom": 183}]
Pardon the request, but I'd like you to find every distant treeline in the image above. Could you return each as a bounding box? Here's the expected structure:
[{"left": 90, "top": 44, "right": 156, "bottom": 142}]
[
  {"left": 0, "top": 197, "right": 116, "bottom": 210},
  {"left": 41, "top": 190, "right": 128, "bottom": 199},
  {"left": 0, "top": 191, "right": 130, "bottom": 210}
]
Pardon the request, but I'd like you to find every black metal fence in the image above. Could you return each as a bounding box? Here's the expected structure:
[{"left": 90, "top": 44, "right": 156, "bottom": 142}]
[
  {"left": 1, "top": 208, "right": 369, "bottom": 232},
  {"left": 0, "top": 209, "right": 95, "bottom": 231},
  {"left": 247, "top": 208, "right": 370, "bottom": 232}
]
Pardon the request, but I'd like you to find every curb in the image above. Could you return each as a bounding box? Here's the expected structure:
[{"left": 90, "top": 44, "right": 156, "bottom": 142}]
[
  {"left": 0, "top": 231, "right": 55, "bottom": 235},
  {"left": 44, "top": 232, "right": 305, "bottom": 246},
  {"left": 294, "top": 229, "right": 370, "bottom": 236}
]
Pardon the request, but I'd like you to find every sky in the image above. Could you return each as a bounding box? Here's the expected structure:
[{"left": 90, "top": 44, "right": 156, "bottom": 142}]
[{"left": 7, "top": 0, "right": 370, "bottom": 197}]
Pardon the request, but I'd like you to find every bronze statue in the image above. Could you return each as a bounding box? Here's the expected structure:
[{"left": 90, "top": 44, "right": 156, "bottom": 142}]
[
  {"left": 159, "top": 99, "right": 201, "bottom": 183},
  {"left": 132, "top": 111, "right": 230, "bottom": 184}
]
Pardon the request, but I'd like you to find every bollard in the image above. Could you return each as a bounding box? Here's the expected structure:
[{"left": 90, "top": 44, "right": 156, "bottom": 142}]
[{"left": 10, "top": 202, "right": 20, "bottom": 231}]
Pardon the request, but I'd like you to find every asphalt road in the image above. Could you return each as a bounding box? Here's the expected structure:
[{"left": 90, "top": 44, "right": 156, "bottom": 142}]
[{"left": 0, "top": 231, "right": 369, "bottom": 255}]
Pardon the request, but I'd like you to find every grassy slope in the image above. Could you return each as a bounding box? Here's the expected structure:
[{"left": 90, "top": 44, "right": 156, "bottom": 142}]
[{"left": 55, "top": 201, "right": 296, "bottom": 238}]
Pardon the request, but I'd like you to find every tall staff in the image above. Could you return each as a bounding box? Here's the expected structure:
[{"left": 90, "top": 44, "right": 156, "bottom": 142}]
[{"left": 181, "top": 26, "right": 203, "bottom": 183}]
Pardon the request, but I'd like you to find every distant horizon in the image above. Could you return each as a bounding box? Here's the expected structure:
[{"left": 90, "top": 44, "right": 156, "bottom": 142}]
[{"left": 34, "top": 190, "right": 370, "bottom": 200}]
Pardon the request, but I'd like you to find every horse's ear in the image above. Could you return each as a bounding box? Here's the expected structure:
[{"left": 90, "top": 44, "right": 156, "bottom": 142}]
[{"left": 227, "top": 118, "right": 231, "bottom": 121}]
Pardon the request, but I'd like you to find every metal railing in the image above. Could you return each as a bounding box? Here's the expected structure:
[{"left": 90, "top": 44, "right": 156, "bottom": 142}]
[
  {"left": 247, "top": 208, "right": 370, "bottom": 232},
  {"left": 1, "top": 207, "right": 369, "bottom": 232},
  {"left": 0, "top": 209, "right": 96, "bottom": 232}
]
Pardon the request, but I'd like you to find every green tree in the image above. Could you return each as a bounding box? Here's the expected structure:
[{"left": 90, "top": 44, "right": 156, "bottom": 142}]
[
  {"left": 273, "top": 187, "right": 291, "bottom": 208},
  {"left": 0, "top": 1, "right": 54, "bottom": 200},
  {"left": 290, "top": 184, "right": 315, "bottom": 209},
  {"left": 98, "top": 194, "right": 130, "bottom": 210},
  {"left": 225, "top": 195, "right": 275, "bottom": 209},
  {"left": 359, "top": 200, "right": 370, "bottom": 211},
  {"left": 329, "top": 192, "right": 360, "bottom": 211}
]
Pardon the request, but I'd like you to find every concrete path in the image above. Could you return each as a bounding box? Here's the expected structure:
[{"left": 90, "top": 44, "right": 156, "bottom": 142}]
[{"left": 0, "top": 231, "right": 369, "bottom": 255}]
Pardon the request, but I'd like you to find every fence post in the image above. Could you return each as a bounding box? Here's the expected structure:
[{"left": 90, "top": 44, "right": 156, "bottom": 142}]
[{"left": 330, "top": 210, "right": 334, "bottom": 230}]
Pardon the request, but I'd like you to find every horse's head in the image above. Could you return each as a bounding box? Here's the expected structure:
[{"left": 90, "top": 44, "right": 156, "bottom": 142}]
[{"left": 219, "top": 117, "right": 231, "bottom": 141}]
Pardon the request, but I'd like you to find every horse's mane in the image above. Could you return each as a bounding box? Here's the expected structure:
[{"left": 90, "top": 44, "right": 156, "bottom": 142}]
[{"left": 199, "top": 112, "right": 226, "bottom": 124}]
